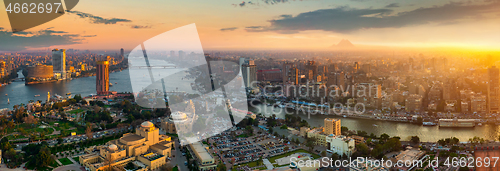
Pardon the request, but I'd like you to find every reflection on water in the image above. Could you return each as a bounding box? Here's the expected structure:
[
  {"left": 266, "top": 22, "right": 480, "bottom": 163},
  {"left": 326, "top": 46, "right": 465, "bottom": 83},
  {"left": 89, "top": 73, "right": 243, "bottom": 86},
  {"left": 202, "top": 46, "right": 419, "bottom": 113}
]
[
  {"left": 2, "top": 62, "right": 500, "bottom": 142},
  {"left": 250, "top": 103, "right": 500, "bottom": 142}
]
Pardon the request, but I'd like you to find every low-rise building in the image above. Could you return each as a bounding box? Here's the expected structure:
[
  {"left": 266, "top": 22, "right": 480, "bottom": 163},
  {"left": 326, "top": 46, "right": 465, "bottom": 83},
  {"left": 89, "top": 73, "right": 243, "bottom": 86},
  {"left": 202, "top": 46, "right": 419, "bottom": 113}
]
[
  {"left": 306, "top": 128, "right": 327, "bottom": 147},
  {"left": 391, "top": 146, "right": 426, "bottom": 171},
  {"left": 80, "top": 121, "right": 173, "bottom": 171},
  {"left": 187, "top": 142, "right": 217, "bottom": 171},
  {"left": 326, "top": 135, "right": 355, "bottom": 157}
]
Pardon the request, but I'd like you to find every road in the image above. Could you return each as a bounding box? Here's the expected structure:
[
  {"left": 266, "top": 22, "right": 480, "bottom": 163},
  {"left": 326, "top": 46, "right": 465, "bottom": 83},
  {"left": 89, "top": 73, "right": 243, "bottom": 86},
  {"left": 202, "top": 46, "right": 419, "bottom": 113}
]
[
  {"left": 53, "top": 164, "right": 86, "bottom": 171},
  {"left": 170, "top": 139, "right": 189, "bottom": 171}
]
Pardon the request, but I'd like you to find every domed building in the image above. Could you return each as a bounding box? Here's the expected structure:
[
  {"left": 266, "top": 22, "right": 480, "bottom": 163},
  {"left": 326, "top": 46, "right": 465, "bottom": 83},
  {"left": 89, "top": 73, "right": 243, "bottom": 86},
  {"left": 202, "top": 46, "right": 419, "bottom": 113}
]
[
  {"left": 161, "top": 111, "right": 194, "bottom": 134},
  {"left": 80, "top": 121, "right": 174, "bottom": 171}
]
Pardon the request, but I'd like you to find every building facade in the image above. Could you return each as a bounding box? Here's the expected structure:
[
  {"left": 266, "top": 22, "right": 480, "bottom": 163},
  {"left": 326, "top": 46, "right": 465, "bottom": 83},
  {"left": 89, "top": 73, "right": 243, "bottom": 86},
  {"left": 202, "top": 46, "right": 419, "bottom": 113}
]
[
  {"left": 96, "top": 60, "right": 110, "bottom": 95},
  {"left": 52, "top": 49, "right": 66, "bottom": 79},
  {"left": 241, "top": 59, "right": 257, "bottom": 88},
  {"left": 488, "top": 66, "right": 500, "bottom": 113},
  {"left": 80, "top": 121, "right": 173, "bottom": 171},
  {"left": 324, "top": 118, "right": 341, "bottom": 136}
]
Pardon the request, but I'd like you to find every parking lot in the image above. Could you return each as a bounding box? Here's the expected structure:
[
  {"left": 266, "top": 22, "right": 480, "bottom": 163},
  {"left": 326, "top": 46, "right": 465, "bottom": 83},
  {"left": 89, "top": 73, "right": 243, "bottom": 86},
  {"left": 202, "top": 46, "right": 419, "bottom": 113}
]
[{"left": 208, "top": 127, "right": 298, "bottom": 168}]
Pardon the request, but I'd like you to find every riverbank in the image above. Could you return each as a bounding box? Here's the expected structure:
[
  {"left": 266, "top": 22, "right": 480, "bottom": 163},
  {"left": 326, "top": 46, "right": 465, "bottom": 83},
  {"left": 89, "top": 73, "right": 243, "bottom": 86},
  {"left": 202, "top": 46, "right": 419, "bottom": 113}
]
[{"left": 249, "top": 103, "right": 500, "bottom": 142}]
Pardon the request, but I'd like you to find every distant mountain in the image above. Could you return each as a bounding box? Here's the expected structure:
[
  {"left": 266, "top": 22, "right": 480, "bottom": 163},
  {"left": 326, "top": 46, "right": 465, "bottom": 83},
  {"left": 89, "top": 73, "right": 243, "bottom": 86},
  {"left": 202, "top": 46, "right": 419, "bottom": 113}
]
[
  {"left": 331, "top": 39, "right": 355, "bottom": 48},
  {"left": 331, "top": 39, "right": 356, "bottom": 50}
]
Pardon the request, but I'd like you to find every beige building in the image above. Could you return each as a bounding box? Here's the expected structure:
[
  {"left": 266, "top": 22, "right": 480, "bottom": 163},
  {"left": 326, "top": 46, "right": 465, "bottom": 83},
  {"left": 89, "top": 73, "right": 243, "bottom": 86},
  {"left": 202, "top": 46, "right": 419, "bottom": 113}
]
[
  {"left": 161, "top": 111, "right": 194, "bottom": 134},
  {"left": 471, "top": 93, "right": 487, "bottom": 114},
  {"left": 80, "top": 121, "right": 173, "bottom": 171},
  {"left": 306, "top": 128, "right": 327, "bottom": 147},
  {"left": 299, "top": 127, "right": 311, "bottom": 137},
  {"left": 188, "top": 142, "right": 217, "bottom": 171},
  {"left": 405, "top": 94, "right": 422, "bottom": 112},
  {"left": 324, "top": 118, "right": 341, "bottom": 136}
]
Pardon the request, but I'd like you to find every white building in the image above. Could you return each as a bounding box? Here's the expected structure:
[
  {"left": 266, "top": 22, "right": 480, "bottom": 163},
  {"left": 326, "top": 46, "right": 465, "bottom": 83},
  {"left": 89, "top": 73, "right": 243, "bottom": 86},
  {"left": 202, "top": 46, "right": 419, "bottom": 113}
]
[
  {"left": 326, "top": 135, "right": 355, "bottom": 157},
  {"left": 240, "top": 58, "right": 257, "bottom": 88}
]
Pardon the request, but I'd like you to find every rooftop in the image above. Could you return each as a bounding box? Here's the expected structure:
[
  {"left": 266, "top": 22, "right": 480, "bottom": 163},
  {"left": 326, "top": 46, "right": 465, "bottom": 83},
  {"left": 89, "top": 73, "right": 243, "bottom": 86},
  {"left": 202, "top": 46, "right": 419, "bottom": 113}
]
[
  {"left": 140, "top": 152, "right": 164, "bottom": 161},
  {"left": 121, "top": 134, "right": 145, "bottom": 142},
  {"left": 190, "top": 142, "right": 214, "bottom": 162},
  {"left": 151, "top": 144, "right": 169, "bottom": 150}
]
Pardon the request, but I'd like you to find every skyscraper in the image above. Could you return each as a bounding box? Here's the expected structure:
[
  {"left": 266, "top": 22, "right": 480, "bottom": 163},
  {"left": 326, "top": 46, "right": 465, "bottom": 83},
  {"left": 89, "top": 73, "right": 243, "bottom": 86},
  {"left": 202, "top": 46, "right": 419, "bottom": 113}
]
[
  {"left": 96, "top": 60, "right": 110, "bottom": 95},
  {"left": 354, "top": 62, "right": 360, "bottom": 73},
  {"left": 0, "top": 61, "right": 6, "bottom": 78},
  {"left": 178, "top": 50, "right": 185, "bottom": 58},
  {"left": 305, "top": 60, "right": 318, "bottom": 82},
  {"left": 488, "top": 66, "right": 500, "bottom": 113},
  {"left": 241, "top": 58, "right": 257, "bottom": 88},
  {"left": 52, "top": 49, "right": 66, "bottom": 79},
  {"left": 324, "top": 118, "right": 341, "bottom": 136},
  {"left": 283, "top": 62, "right": 298, "bottom": 85},
  {"left": 119, "top": 48, "right": 125, "bottom": 61}
]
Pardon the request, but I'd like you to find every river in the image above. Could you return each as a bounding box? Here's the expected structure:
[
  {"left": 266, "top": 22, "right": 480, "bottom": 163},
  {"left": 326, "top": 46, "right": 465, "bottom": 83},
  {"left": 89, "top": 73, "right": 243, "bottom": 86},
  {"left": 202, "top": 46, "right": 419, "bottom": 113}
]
[
  {"left": 1, "top": 60, "right": 499, "bottom": 142},
  {"left": 249, "top": 103, "right": 500, "bottom": 142}
]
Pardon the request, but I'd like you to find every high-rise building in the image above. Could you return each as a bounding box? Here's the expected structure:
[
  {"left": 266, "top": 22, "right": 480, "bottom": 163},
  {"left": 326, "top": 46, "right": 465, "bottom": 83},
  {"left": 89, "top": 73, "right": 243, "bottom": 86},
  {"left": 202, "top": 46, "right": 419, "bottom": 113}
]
[
  {"left": 0, "top": 61, "right": 6, "bottom": 78},
  {"left": 354, "top": 62, "right": 360, "bottom": 73},
  {"left": 241, "top": 59, "right": 257, "bottom": 88},
  {"left": 305, "top": 60, "right": 318, "bottom": 82},
  {"left": 283, "top": 62, "right": 298, "bottom": 85},
  {"left": 170, "top": 50, "right": 175, "bottom": 57},
  {"left": 178, "top": 50, "right": 185, "bottom": 58},
  {"left": 96, "top": 60, "right": 110, "bottom": 95},
  {"left": 471, "top": 93, "right": 487, "bottom": 114},
  {"left": 119, "top": 48, "right": 125, "bottom": 61},
  {"left": 443, "top": 78, "right": 457, "bottom": 100},
  {"left": 327, "top": 72, "right": 345, "bottom": 88},
  {"left": 52, "top": 49, "right": 66, "bottom": 79},
  {"left": 488, "top": 66, "right": 500, "bottom": 113},
  {"left": 324, "top": 118, "right": 341, "bottom": 136},
  {"left": 257, "top": 69, "right": 281, "bottom": 82},
  {"left": 406, "top": 94, "right": 423, "bottom": 112}
]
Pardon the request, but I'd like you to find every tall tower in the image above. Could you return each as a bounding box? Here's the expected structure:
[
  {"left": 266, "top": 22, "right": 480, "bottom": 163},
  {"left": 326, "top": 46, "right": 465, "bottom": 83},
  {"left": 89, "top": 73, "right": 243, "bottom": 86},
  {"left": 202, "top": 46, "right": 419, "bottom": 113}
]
[
  {"left": 96, "top": 60, "right": 110, "bottom": 95},
  {"left": 241, "top": 59, "right": 257, "bottom": 88},
  {"left": 52, "top": 49, "right": 66, "bottom": 79},
  {"left": 119, "top": 48, "right": 125, "bottom": 61},
  {"left": 47, "top": 92, "right": 50, "bottom": 103},
  {"left": 488, "top": 66, "right": 500, "bottom": 113},
  {"left": 354, "top": 62, "right": 359, "bottom": 73},
  {"left": 324, "top": 118, "right": 341, "bottom": 136},
  {"left": 283, "top": 62, "right": 297, "bottom": 85},
  {"left": 305, "top": 60, "right": 318, "bottom": 82}
]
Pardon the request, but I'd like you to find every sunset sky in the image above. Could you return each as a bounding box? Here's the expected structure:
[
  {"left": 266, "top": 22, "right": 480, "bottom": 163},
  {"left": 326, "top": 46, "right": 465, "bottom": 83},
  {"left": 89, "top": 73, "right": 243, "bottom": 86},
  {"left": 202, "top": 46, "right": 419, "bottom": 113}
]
[{"left": 1, "top": 0, "right": 500, "bottom": 51}]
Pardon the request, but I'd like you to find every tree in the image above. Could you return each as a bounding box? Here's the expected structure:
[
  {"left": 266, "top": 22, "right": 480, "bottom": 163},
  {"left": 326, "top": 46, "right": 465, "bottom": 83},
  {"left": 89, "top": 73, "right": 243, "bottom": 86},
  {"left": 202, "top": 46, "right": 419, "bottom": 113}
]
[
  {"left": 216, "top": 161, "right": 226, "bottom": 171},
  {"left": 245, "top": 126, "right": 254, "bottom": 136},
  {"left": 380, "top": 133, "right": 390, "bottom": 141},
  {"left": 438, "top": 139, "right": 446, "bottom": 146},
  {"left": 341, "top": 126, "right": 349, "bottom": 134},
  {"left": 355, "top": 143, "right": 370, "bottom": 157},
  {"left": 321, "top": 151, "right": 327, "bottom": 157},
  {"left": 306, "top": 137, "right": 316, "bottom": 151},
  {"left": 86, "top": 123, "right": 93, "bottom": 140},
  {"left": 160, "top": 164, "right": 173, "bottom": 171},
  {"left": 410, "top": 136, "right": 420, "bottom": 144}
]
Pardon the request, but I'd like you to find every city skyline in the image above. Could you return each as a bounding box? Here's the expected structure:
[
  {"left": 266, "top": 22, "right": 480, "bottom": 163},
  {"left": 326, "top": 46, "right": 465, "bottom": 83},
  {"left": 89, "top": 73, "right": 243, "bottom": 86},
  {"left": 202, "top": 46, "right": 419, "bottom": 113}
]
[{"left": 0, "top": 0, "right": 499, "bottom": 52}]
